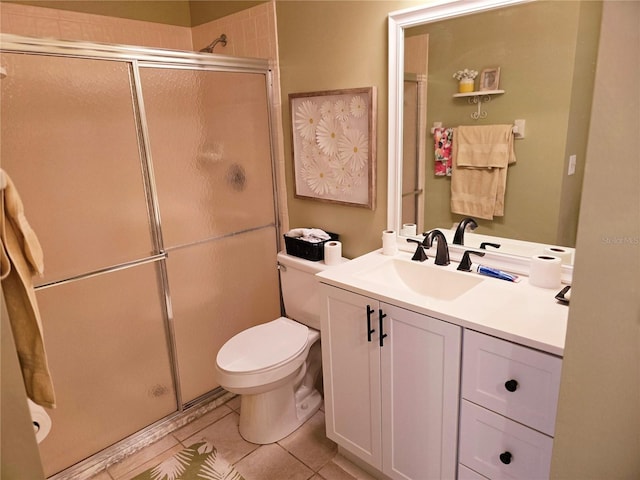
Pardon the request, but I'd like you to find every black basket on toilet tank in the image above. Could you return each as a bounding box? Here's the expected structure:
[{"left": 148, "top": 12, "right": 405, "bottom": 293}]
[{"left": 284, "top": 232, "right": 339, "bottom": 261}]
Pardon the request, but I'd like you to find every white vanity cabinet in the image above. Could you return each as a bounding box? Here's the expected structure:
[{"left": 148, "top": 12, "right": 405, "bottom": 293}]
[
  {"left": 458, "top": 330, "right": 563, "bottom": 479},
  {"left": 319, "top": 283, "right": 462, "bottom": 480}
]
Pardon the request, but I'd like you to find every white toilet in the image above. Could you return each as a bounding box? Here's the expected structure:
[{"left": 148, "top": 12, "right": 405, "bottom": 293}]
[{"left": 215, "top": 251, "right": 343, "bottom": 444}]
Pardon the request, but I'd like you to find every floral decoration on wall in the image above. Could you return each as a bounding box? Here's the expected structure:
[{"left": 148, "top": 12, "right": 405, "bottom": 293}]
[{"left": 289, "top": 87, "right": 376, "bottom": 209}]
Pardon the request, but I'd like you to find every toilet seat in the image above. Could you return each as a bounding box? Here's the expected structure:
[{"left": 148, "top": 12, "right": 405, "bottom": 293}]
[{"left": 217, "top": 317, "right": 309, "bottom": 375}]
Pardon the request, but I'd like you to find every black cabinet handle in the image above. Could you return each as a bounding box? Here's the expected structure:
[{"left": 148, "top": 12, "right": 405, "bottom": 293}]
[
  {"left": 379, "top": 309, "right": 388, "bottom": 347},
  {"left": 366, "top": 305, "right": 375, "bottom": 342},
  {"left": 504, "top": 379, "right": 519, "bottom": 392},
  {"left": 499, "top": 451, "right": 513, "bottom": 465}
]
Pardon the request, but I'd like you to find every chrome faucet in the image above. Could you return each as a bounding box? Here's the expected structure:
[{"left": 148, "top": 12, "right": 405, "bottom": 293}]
[
  {"left": 424, "top": 229, "right": 450, "bottom": 266},
  {"left": 453, "top": 217, "right": 478, "bottom": 245}
]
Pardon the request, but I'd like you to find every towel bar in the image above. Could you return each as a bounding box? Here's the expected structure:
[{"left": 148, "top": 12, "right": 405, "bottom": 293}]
[{"left": 430, "top": 120, "right": 525, "bottom": 139}]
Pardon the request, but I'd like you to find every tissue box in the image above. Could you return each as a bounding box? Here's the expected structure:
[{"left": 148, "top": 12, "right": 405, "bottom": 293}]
[{"left": 284, "top": 232, "right": 339, "bottom": 261}]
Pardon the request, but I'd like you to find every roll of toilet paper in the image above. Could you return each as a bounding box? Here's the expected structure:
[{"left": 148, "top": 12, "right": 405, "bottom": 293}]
[
  {"left": 543, "top": 246, "right": 573, "bottom": 266},
  {"left": 382, "top": 230, "right": 398, "bottom": 256},
  {"left": 28, "top": 398, "right": 51, "bottom": 444},
  {"left": 324, "top": 240, "right": 342, "bottom": 266},
  {"left": 401, "top": 223, "right": 417, "bottom": 237},
  {"left": 529, "top": 255, "right": 562, "bottom": 289}
]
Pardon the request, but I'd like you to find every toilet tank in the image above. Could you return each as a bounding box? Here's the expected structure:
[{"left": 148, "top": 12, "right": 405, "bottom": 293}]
[{"left": 277, "top": 251, "right": 344, "bottom": 330}]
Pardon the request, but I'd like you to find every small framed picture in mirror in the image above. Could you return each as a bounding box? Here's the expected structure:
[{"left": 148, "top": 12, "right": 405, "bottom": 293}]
[{"left": 480, "top": 67, "right": 501, "bottom": 91}]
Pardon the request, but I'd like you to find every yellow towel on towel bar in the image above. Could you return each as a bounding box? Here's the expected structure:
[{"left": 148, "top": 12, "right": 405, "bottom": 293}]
[
  {"left": 450, "top": 125, "right": 516, "bottom": 220},
  {"left": 0, "top": 168, "right": 56, "bottom": 408}
]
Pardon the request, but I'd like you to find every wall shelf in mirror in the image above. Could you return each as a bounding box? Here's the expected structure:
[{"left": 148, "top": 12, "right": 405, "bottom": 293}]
[{"left": 453, "top": 90, "right": 505, "bottom": 119}]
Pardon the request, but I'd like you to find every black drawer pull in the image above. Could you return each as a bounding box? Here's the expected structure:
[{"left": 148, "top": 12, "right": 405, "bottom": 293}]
[
  {"left": 504, "top": 379, "right": 518, "bottom": 392},
  {"left": 366, "top": 305, "right": 375, "bottom": 342},
  {"left": 379, "top": 309, "right": 388, "bottom": 347},
  {"left": 499, "top": 451, "right": 513, "bottom": 465}
]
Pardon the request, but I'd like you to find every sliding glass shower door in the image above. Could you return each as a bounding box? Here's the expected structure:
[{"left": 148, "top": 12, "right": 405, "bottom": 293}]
[
  {"left": 138, "top": 67, "right": 281, "bottom": 404},
  {"left": 1, "top": 38, "right": 280, "bottom": 477},
  {"left": 0, "top": 52, "right": 176, "bottom": 476}
]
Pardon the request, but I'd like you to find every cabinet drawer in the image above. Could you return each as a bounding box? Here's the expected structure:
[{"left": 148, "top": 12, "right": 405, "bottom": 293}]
[
  {"left": 459, "top": 401, "right": 553, "bottom": 480},
  {"left": 462, "top": 330, "right": 562, "bottom": 436},
  {"left": 458, "top": 464, "right": 489, "bottom": 479}
]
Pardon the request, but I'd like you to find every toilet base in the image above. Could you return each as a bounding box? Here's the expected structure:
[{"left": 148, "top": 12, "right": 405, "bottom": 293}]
[
  {"left": 238, "top": 381, "right": 322, "bottom": 444},
  {"left": 237, "top": 340, "right": 323, "bottom": 444}
]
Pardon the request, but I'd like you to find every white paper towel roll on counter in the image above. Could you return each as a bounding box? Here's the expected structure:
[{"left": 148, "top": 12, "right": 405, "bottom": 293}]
[
  {"left": 543, "top": 246, "right": 573, "bottom": 265},
  {"left": 324, "top": 240, "right": 342, "bottom": 266},
  {"left": 382, "top": 230, "right": 398, "bottom": 256},
  {"left": 28, "top": 398, "right": 52, "bottom": 444},
  {"left": 529, "top": 255, "right": 562, "bottom": 289}
]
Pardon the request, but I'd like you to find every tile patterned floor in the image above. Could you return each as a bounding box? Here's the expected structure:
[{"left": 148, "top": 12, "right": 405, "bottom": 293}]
[{"left": 88, "top": 396, "right": 377, "bottom": 480}]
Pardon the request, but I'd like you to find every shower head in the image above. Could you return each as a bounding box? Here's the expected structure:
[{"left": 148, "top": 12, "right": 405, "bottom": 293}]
[{"left": 199, "top": 34, "right": 228, "bottom": 53}]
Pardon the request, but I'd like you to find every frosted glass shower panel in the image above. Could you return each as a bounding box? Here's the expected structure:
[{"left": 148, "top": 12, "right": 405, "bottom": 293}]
[
  {"left": 0, "top": 53, "right": 153, "bottom": 285},
  {"left": 167, "top": 227, "right": 281, "bottom": 403},
  {"left": 139, "top": 68, "right": 275, "bottom": 247},
  {"left": 34, "top": 262, "right": 175, "bottom": 477}
]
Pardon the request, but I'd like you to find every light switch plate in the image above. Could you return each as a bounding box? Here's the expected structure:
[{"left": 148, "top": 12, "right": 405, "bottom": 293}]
[{"left": 568, "top": 155, "right": 577, "bottom": 175}]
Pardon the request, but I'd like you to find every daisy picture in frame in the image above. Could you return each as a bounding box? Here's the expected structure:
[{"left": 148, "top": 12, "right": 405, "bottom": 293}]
[{"left": 289, "top": 87, "right": 376, "bottom": 209}]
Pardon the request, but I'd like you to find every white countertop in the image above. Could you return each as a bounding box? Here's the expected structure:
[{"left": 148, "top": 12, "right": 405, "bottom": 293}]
[{"left": 317, "top": 249, "right": 568, "bottom": 357}]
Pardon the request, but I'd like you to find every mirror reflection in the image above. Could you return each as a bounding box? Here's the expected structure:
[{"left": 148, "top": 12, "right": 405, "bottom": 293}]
[{"left": 396, "top": 1, "right": 602, "bottom": 253}]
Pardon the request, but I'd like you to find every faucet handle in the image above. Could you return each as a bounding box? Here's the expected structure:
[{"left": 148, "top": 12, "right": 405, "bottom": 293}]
[
  {"left": 407, "top": 238, "right": 428, "bottom": 262},
  {"left": 457, "top": 250, "right": 486, "bottom": 271}
]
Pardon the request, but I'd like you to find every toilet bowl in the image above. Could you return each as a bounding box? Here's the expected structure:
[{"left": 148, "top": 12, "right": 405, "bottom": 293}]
[{"left": 215, "top": 251, "right": 344, "bottom": 444}]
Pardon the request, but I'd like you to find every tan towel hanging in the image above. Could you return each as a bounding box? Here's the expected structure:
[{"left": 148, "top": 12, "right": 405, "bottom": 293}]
[
  {"left": 450, "top": 125, "right": 516, "bottom": 220},
  {"left": 1, "top": 168, "right": 56, "bottom": 408}
]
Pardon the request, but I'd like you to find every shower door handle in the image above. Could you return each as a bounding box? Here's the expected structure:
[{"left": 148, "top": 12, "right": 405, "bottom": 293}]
[{"left": 366, "top": 305, "right": 375, "bottom": 342}]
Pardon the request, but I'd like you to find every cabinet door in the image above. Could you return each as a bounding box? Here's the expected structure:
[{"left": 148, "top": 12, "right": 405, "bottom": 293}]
[
  {"left": 381, "top": 304, "right": 461, "bottom": 480},
  {"left": 320, "top": 284, "right": 382, "bottom": 469}
]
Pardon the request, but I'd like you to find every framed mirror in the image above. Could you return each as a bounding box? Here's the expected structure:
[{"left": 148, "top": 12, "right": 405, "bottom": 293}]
[{"left": 388, "top": 0, "right": 601, "bottom": 264}]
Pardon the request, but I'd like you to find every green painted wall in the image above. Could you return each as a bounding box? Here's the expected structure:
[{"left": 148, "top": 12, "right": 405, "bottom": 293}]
[
  {"left": 2, "top": 0, "right": 193, "bottom": 26},
  {"left": 558, "top": 0, "right": 602, "bottom": 247},
  {"left": 551, "top": 2, "right": 640, "bottom": 476},
  {"left": 276, "top": 0, "right": 416, "bottom": 259},
  {"left": 276, "top": 0, "right": 600, "bottom": 256},
  {"left": 189, "top": 1, "right": 266, "bottom": 26},
  {"left": 408, "top": 1, "right": 601, "bottom": 246},
  {"left": 1, "top": 1, "right": 264, "bottom": 27}
]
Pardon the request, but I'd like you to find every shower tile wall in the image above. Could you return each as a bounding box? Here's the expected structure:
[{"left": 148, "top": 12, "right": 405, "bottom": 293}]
[
  {"left": 191, "top": 3, "right": 277, "bottom": 59},
  {"left": 0, "top": 1, "right": 278, "bottom": 57},
  {"left": 0, "top": 2, "right": 192, "bottom": 50}
]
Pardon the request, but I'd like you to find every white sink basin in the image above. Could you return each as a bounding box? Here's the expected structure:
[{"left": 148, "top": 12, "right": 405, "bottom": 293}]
[{"left": 355, "top": 258, "right": 484, "bottom": 301}]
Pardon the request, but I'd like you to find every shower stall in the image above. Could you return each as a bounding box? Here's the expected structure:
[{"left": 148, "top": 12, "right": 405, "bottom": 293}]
[{"left": 0, "top": 34, "right": 282, "bottom": 478}]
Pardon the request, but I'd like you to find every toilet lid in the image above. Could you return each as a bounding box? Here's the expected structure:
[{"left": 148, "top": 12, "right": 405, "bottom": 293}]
[{"left": 217, "top": 317, "right": 309, "bottom": 374}]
